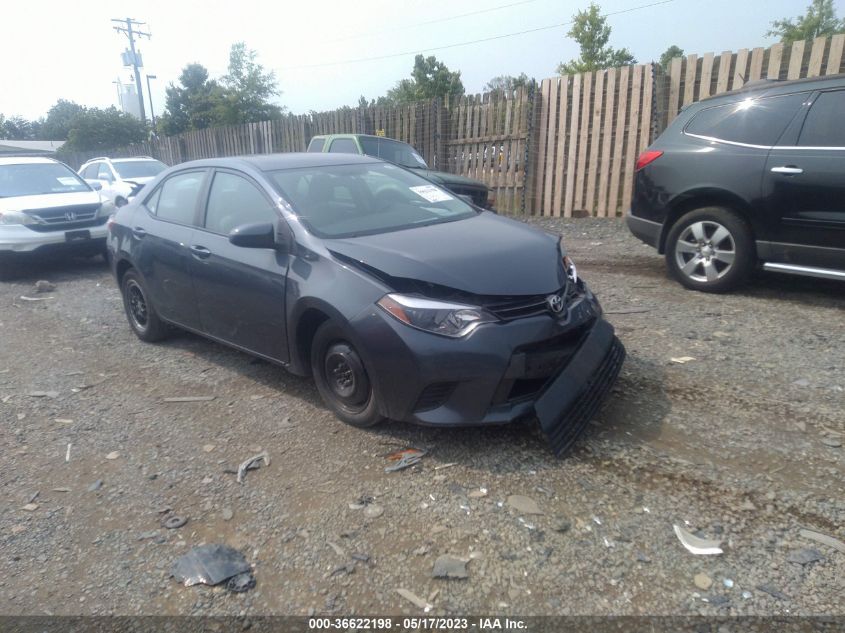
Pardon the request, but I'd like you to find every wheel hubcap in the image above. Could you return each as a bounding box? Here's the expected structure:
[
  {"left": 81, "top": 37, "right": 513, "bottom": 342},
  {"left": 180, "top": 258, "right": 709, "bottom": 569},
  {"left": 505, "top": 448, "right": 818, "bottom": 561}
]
[
  {"left": 324, "top": 343, "right": 369, "bottom": 408},
  {"left": 675, "top": 220, "right": 736, "bottom": 283},
  {"left": 126, "top": 281, "right": 149, "bottom": 330}
]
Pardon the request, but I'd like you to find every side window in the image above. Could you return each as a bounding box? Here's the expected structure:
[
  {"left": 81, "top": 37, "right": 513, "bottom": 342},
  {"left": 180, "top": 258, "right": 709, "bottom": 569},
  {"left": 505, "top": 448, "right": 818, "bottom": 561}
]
[
  {"left": 685, "top": 92, "right": 807, "bottom": 146},
  {"left": 97, "top": 163, "right": 114, "bottom": 182},
  {"left": 798, "top": 91, "right": 845, "bottom": 147},
  {"left": 307, "top": 138, "right": 325, "bottom": 152},
  {"left": 329, "top": 138, "right": 359, "bottom": 154},
  {"left": 205, "top": 172, "right": 276, "bottom": 235},
  {"left": 149, "top": 171, "right": 205, "bottom": 225},
  {"left": 83, "top": 164, "right": 99, "bottom": 179}
]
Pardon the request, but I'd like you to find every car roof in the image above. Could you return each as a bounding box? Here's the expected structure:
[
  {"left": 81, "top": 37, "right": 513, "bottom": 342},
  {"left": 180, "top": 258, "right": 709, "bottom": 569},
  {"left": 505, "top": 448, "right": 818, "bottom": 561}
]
[
  {"left": 699, "top": 72, "right": 845, "bottom": 105},
  {"left": 175, "top": 152, "right": 382, "bottom": 172},
  {"left": 111, "top": 157, "right": 162, "bottom": 162},
  {"left": 0, "top": 156, "right": 60, "bottom": 166},
  {"left": 311, "top": 133, "right": 404, "bottom": 142}
]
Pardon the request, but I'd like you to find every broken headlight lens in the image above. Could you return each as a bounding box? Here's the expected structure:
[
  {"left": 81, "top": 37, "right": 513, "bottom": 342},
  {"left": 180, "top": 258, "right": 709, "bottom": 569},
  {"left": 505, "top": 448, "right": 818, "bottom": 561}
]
[
  {"left": 377, "top": 293, "right": 497, "bottom": 338},
  {"left": 559, "top": 236, "right": 578, "bottom": 283},
  {"left": 0, "top": 211, "right": 37, "bottom": 226}
]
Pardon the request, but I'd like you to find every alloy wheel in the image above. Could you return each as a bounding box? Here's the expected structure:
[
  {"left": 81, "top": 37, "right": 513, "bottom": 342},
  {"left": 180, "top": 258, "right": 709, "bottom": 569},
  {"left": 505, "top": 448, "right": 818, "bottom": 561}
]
[{"left": 674, "top": 220, "right": 736, "bottom": 283}]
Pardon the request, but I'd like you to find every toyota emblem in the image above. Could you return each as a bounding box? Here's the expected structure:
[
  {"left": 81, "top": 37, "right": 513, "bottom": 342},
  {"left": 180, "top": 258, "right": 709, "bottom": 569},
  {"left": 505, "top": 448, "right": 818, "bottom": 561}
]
[
  {"left": 64, "top": 211, "right": 77, "bottom": 221},
  {"left": 546, "top": 293, "right": 564, "bottom": 314}
]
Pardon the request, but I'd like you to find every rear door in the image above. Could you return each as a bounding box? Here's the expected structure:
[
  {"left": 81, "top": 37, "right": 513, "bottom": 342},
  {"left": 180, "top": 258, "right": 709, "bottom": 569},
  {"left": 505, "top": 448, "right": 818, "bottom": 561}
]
[
  {"left": 763, "top": 89, "right": 845, "bottom": 267},
  {"left": 132, "top": 169, "right": 207, "bottom": 329},
  {"left": 189, "top": 169, "right": 290, "bottom": 362}
]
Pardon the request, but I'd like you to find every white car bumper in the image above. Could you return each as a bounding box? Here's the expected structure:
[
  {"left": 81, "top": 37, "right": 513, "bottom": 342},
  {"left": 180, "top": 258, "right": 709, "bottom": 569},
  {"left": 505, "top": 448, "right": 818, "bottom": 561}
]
[{"left": 0, "top": 222, "right": 109, "bottom": 254}]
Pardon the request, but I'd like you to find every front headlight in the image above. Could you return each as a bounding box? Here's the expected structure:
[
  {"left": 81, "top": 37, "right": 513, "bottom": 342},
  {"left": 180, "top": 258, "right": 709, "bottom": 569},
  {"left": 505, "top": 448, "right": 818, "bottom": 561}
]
[
  {"left": 558, "top": 236, "right": 578, "bottom": 283},
  {"left": 0, "top": 211, "right": 37, "bottom": 226},
  {"left": 377, "top": 293, "right": 497, "bottom": 338}
]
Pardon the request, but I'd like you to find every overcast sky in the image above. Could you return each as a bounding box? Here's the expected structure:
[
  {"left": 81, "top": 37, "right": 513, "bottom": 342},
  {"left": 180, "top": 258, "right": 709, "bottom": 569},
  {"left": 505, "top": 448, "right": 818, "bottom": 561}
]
[{"left": 0, "top": 0, "right": 839, "bottom": 123}]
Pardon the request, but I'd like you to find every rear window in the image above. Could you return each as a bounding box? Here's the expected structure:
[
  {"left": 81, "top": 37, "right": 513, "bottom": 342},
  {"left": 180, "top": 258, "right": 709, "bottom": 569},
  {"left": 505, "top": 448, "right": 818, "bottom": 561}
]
[
  {"left": 685, "top": 92, "right": 807, "bottom": 146},
  {"left": 360, "top": 137, "right": 428, "bottom": 169},
  {"left": 329, "top": 138, "right": 359, "bottom": 154},
  {"left": 307, "top": 138, "right": 325, "bottom": 152},
  {"left": 113, "top": 160, "right": 167, "bottom": 179},
  {"left": 798, "top": 90, "right": 845, "bottom": 147},
  {"left": 0, "top": 162, "right": 90, "bottom": 197}
]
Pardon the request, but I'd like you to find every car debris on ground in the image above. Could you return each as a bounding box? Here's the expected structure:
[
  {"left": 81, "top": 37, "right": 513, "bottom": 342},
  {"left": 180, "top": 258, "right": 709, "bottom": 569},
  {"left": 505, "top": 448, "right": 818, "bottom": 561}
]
[
  {"left": 171, "top": 544, "right": 254, "bottom": 591},
  {"left": 384, "top": 448, "right": 426, "bottom": 472},
  {"left": 236, "top": 451, "right": 270, "bottom": 484},
  {"left": 673, "top": 524, "right": 723, "bottom": 555}
]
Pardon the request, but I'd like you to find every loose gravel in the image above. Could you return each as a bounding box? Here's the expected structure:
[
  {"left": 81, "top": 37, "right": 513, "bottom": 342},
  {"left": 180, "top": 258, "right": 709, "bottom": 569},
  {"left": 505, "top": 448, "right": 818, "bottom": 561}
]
[{"left": 0, "top": 218, "right": 842, "bottom": 616}]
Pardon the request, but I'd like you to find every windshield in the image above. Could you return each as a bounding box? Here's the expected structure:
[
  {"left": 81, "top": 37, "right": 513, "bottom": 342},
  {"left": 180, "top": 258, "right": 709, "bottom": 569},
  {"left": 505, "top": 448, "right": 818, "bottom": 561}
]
[
  {"left": 270, "top": 163, "right": 476, "bottom": 238},
  {"left": 0, "top": 162, "right": 91, "bottom": 198},
  {"left": 113, "top": 160, "right": 167, "bottom": 179},
  {"left": 359, "top": 137, "right": 428, "bottom": 169}
]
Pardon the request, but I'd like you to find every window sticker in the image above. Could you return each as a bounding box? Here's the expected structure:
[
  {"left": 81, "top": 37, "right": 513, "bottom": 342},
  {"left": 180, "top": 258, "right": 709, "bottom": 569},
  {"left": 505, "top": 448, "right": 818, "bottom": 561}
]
[
  {"left": 409, "top": 185, "right": 453, "bottom": 203},
  {"left": 57, "top": 177, "right": 79, "bottom": 186}
]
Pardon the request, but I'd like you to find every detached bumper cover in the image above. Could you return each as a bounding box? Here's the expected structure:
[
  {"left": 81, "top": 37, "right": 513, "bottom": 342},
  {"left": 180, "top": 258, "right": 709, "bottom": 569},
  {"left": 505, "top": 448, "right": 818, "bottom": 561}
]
[{"left": 534, "top": 319, "right": 625, "bottom": 456}]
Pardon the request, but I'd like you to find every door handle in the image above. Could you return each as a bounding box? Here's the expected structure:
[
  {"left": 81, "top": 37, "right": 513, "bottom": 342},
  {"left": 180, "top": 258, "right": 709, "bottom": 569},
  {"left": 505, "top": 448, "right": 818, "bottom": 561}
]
[
  {"left": 190, "top": 245, "right": 212, "bottom": 260},
  {"left": 771, "top": 166, "right": 803, "bottom": 175},
  {"left": 132, "top": 227, "right": 147, "bottom": 238}
]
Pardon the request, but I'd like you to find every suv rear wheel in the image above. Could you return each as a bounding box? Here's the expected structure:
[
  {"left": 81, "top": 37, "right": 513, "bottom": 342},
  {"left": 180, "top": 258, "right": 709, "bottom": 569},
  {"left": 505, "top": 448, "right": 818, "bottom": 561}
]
[{"left": 666, "top": 206, "right": 754, "bottom": 293}]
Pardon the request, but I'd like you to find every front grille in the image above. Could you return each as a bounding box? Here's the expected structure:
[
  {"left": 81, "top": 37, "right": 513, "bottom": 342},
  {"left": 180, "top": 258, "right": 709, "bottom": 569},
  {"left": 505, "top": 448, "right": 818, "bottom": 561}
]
[
  {"left": 413, "top": 382, "right": 457, "bottom": 412},
  {"left": 545, "top": 338, "right": 625, "bottom": 457},
  {"left": 26, "top": 216, "right": 107, "bottom": 233},
  {"left": 24, "top": 203, "right": 103, "bottom": 231},
  {"left": 486, "top": 294, "right": 551, "bottom": 320}
]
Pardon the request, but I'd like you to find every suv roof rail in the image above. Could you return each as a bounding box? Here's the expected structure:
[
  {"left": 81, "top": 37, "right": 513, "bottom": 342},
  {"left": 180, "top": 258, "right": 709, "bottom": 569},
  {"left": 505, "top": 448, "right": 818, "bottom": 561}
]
[{"left": 83, "top": 157, "right": 110, "bottom": 163}]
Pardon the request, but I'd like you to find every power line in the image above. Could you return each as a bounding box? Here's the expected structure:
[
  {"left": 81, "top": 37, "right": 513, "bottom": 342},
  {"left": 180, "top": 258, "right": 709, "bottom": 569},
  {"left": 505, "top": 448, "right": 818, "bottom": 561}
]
[
  {"left": 325, "top": 0, "right": 543, "bottom": 44},
  {"left": 284, "top": 0, "right": 675, "bottom": 70}
]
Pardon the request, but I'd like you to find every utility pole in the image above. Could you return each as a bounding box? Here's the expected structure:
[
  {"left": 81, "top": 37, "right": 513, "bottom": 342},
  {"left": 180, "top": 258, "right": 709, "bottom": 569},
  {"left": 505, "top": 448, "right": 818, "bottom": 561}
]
[
  {"left": 146, "top": 74, "right": 157, "bottom": 127},
  {"left": 112, "top": 17, "right": 150, "bottom": 123}
]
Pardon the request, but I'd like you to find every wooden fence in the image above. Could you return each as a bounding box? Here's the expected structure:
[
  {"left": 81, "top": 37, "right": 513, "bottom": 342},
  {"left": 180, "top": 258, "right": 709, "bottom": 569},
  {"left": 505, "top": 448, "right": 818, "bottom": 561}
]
[{"left": 61, "top": 35, "right": 845, "bottom": 218}]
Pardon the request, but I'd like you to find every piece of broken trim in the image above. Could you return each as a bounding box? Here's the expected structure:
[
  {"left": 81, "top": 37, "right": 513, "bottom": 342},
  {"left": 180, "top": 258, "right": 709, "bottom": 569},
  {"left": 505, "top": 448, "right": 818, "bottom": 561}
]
[
  {"left": 673, "top": 524, "right": 723, "bottom": 555},
  {"left": 236, "top": 451, "right": 270, "bottom": 484}
]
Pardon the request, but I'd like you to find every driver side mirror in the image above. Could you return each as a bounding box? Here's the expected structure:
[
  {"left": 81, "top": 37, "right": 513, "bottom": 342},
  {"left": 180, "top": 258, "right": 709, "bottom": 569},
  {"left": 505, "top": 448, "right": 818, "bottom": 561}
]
[{"left": 229, "top": 222, "right": 289, "bottom": 252}]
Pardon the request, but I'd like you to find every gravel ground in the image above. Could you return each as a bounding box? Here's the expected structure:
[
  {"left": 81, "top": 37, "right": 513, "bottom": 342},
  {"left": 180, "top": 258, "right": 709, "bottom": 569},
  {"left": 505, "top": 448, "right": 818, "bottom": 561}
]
[{"left": 1, "top": 217, "right": 843, "bottom": 616}]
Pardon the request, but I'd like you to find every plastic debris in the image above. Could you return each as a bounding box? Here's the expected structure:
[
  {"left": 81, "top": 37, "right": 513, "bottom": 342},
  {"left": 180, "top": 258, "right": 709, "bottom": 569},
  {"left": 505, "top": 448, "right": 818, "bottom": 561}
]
[
  {"left": 19, "top": 296, "right": 53, "bottom": 302},
  {"left": 163, "top": 396, "right": 216, "bottom": 403},
  {"left": 34, "top": 280, "right": 56, "bottom": 293},
  {"left": 432, "top": 554, "right": 469, "bottom": 579},
  {"left": 171, "top": 544, "right": 252, "bottom": 588},
  {"left": 507, "top": 495, "right": 543, "bottom": 515},
  {"left": 673, "top": 524, "right": 723, "bottom": 555},
  {"left": 396, "top": 588, "right": 433, "bottom": 612},
  {"left": 236, "top": 451, "right": 270, "bottom": 484},
  {"left": 756, "top": 584, "right": 789, "bottom": 601},
  {"left": 434, "top": 462, "right": 457, "bottom": 471},
  {"left": 226, "top": 572, "right": 256, "bottom": 593},
  {"left": 105, "top": 451, "right": 120, "bottom": 460},
  {"left": 670, "top": 356, "right": 696, "bottom": 364},
  {"left": 163, "top": 516, "right": 188, "bottom": 529},
  {"left": 65, "top": 443, "right": 72, "bottom": 463},
  {"left": 21, "top": 503, "right": 39, "bottom": 512},
  {"left": 385, "top": 448, "right": 426, "bottom": 473},
  {"left": 799, "top": 528, "right": 845, "bottom": 553}
]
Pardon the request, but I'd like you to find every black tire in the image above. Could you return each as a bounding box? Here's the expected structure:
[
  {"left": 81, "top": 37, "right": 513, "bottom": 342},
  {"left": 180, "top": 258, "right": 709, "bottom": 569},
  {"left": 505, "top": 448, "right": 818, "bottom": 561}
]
[
  {"left": 665, "top": 206, "right": 754, "bottom": 293},
  {"left": 120, "top": 269, "right": 168, "bottom": 342},
  {"left": 310, "top": 321, "right": 384, "bottom": 428}
]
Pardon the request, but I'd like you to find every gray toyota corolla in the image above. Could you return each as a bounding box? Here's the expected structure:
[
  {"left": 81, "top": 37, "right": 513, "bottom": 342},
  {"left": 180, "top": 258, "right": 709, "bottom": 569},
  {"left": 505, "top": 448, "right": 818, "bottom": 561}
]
[{"left": 108, "top": 153, "right": 624, "bottom": 456}]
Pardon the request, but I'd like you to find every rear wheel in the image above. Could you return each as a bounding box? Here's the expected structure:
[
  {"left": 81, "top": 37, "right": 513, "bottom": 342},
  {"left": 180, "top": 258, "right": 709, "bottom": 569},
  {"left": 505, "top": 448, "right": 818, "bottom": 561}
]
[
  {"left": 121, "top": 269, "right": 168, "bottom": 342},
  {"left": 311, "top": 321, "right": 384, "bottom": 428},
  {"left": 665, "top": 206, "right": 754, "bottom": 293}
]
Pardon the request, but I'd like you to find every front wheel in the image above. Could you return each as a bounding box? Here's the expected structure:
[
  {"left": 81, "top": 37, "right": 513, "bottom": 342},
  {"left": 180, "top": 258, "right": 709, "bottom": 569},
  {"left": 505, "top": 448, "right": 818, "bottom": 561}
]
[
  {"left": 311, "top": 321, "right": 384, "bottom": 428},
  {"left": 665, "top": 207, "right": 754, "bottom": 293},
  {"left": 121, "top": 269, "right": 168, "bottom": 342}
]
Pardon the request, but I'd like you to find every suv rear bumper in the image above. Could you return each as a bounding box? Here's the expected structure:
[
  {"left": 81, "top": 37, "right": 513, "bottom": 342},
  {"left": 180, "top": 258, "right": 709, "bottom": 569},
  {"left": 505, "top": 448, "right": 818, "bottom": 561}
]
[
  {"left": 0, "top": 223, "right": 108, "bottom": 255},
  {"left": 626, "top": 211, "right": 661, "bottom": 249}
]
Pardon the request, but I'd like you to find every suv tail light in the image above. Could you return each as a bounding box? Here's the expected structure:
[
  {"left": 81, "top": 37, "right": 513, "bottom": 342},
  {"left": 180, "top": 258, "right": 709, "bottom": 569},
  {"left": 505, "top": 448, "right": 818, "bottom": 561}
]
[{"left": 635, "top": 150, "right": 663, "bottom": 171}]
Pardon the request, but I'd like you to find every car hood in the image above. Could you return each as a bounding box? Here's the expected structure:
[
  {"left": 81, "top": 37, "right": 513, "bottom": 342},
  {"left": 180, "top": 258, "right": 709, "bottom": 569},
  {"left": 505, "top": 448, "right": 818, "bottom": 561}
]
[
  {"left": 409, "top": 168, "right": 487, "bottom": 190},
  {"left": 324, "top": 212, "right": 565, "bottom": 296},
  {"left": 0, "top": 190, "right": 102, "bottom": 212}
]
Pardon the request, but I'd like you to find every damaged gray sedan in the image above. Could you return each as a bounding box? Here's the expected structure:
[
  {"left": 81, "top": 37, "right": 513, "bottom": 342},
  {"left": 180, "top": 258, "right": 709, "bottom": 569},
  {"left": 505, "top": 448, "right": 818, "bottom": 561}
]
[{"left": 107, "top": 153, "right": 625, "bottom": 455}]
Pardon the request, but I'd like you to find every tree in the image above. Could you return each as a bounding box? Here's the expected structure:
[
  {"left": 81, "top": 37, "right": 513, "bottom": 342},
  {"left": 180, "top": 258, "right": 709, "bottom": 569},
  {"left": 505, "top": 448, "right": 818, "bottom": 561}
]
[
  {"left": 767, "top": 0, "right": 844, "bottom": 43},
  {"left": 61, "top": 107, "right": 147, "bottom": 152},
  {"left": 219, "top": 42, "right": 284, "bottom": 124},
  {"left": 0, "top": 115, "right": 40, "bottom": 140},
  {"left": 42, "top": 100, "right": 85, "bottom": 140},
  {"left": 557, "top": 3, "right": 636, "bottom": 75},
  {"left": 384, "top": 54, "right": 465, "bottom": 104},
  {"left": 659, "top": 45, "right": 685, "bottom": 70},
  {"left": 484, "top": 73, "right": 531, "bottom": 93},
  {"left": 157, "top": 64, "right": 228, "bottom": 135}
]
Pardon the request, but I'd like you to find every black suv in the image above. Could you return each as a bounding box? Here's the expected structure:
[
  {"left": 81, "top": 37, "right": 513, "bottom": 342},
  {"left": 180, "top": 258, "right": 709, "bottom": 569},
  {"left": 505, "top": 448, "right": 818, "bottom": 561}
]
[{"left": 627, "top": 74, "right": 845, "bottom": 292}]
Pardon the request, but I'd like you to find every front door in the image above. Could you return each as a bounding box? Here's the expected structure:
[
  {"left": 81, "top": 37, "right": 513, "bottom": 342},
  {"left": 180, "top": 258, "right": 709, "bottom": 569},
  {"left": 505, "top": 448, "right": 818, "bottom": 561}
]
[
  {"left": 763, "top": 89, "right": 845, "bottom": 268},
  {"left": 132, "top": 169, "right": 207, "bottom": 329},
  {"left": 189, "top": 169, "right": 289, "bottom": 362}
]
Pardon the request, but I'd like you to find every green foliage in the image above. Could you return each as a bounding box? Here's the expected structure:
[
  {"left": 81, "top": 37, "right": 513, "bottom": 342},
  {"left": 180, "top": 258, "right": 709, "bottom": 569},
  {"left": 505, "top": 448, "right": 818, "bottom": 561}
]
[
  {"left": 42, "top": 100, "right": 85, "bottom": 140},
  {"left": 767, "top": 0, "right": 844, "bottom": 43},
  {"left": 0, "top": 114, "right": 42, "bottom": 140},
  {"left": 659, "top": 45, "right": 685, "bottom": 70},
  {"left": 158, "top": 43, "right": 283, "bottom": 135},
  {"left": 61, "top": 107, "right": 148, "bottom": 152},
  {"left": 382, "top": 55, "right": 465, "bottom": 104},
  {"left": 557, "top": 3, "right": 636, "bottom": 75},
  {"left": 484, "top": 73, "right": 531, "bottom": 93}
]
